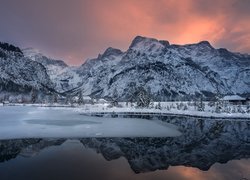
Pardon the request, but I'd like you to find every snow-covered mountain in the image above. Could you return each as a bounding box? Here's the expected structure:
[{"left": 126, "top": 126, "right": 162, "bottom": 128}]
[
  {"left": 1, "top": 36, "right": 250, "bottom": 101},
  {"left": 0, "top": 42, "right": 54, "bottom": 98},
  {"left": 78, "top": 36, "right": 250, "bottom": 100},
  {"left": 23, "top": 48, "right": 81, "bottom": 93}
]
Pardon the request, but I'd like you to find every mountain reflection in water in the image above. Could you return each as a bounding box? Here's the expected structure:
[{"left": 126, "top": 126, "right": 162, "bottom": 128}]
[{"left": 0, "top": 116, "right": 250, "bottom": 180}]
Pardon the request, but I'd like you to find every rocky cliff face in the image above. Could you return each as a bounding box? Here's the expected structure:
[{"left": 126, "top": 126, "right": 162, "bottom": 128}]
[
  {"left": 77, "top": 36, "right": 250, "bottom": 100},
  {"left": 22, "top": 48, "right": 81, "bottom": 93},
  {"left": 1, "top": 36, "right": 250, "bottom": 101},
  {"left": 0, "top": 43, "right": 54, "bottom": 98}
]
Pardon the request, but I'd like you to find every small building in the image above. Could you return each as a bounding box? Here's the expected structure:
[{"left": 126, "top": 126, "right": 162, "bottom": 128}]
[{"left": 221, "top": 95, "right": 247, "bottom": 105}]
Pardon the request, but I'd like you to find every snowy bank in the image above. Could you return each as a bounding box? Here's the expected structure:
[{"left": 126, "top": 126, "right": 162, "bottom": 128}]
[{"left": 75, "top": 102, "right": 250, "bottom": 120}]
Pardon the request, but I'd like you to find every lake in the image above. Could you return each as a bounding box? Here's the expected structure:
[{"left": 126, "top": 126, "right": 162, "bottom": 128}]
[{"left": 0, "top": 106, "right": 250, "bottom": 180}]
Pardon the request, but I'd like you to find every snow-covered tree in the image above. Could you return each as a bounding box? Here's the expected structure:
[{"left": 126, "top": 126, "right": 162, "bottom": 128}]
[
  {"left": 215, "top": 102, "right": 222, "bottom": 113},
  {"left": 223, "top": 105, "right": 231, "bottom": 113},
  {"left": 246, "top": 104, "right": 250, "bottom": 113},
  {"left": 237, "top": 105, "right": 245, "bottom": 113},
  {"left": 53, "top": 93, "right": 58, "bottom": 103},
  {"left": 136, "top": 87, "right": 150, "bottom": 108},
  {"left": 111, "top": 88, "right": 119, "bottom": 107},
  {"left": 78, "top": 91, "right": 84, "bottom": 105},
  {"left": 149, "top": 102, "right": 154, "bottom": 109},
  {"left": 231, "top": 106, "right": 237, "bottom": 113},
  {"left": 30, "top": 88, "right": 37, "bottom": 103},
  {"left": 176, "top": 103, "right": 180, "bottom": 110},
  {"left": 155, "top": 102, "right": 162, "bottom": 110},
  {"left": 208, "top": 101, "right": 215, "bottom": 107},
  {"left": 197, "top": 99, "right": 205, "bottom": 111},
  {"left": 214, "top": 95, "right": 223, "bottom": 113},
  {"left": 65, "top": 95, "right": 70, "bottom": 104},
  {"left": 125, "top": 101, "right": 128, "bottom": 107}
]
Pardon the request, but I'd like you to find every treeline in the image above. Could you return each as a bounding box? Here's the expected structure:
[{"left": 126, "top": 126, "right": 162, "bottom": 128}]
[{"left": 0, "top": 42, "right": 23, "bottom": 54}]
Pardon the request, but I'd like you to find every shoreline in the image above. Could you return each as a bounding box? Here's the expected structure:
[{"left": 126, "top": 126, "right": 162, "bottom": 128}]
[
  {"left": 79, "top": 110, "right": 250, "bottom": 120},
  {"left": 1, "top": 103, "right": 250, "bottom": 120}
]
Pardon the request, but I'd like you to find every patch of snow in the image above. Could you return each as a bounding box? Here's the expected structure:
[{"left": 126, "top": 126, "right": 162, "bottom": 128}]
[{"left": 222, "top": 95, "right": 246, "bottom": 101}]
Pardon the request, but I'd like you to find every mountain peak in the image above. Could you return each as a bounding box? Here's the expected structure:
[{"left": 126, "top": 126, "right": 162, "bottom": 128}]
[
  {"left": 197, "top": 41, "right": 213, "bottom": 48},
  {"left": 159, "top": 40, "right": 170, "bottom": 46},
  {"left": 129, "top": 36, "right": 158, "bottom": 49},
  {"left": 23, "top": 48, "right": 68, "bottom": 67},
  {"left": 102, "top": 47, "right": 123, "bottom": 58},
  {"left": 128, "top": 36, "right": 166, "bottom": 53},
  {"left": 22, "top": 48, "right": 43, "bottom": 58}
]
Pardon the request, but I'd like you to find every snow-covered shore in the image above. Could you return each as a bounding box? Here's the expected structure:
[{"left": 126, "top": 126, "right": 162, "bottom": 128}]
[
  {"left": 78, "top": 108, "right": 250, "bottom": 119},
  {"left": 75, "top": 102, "right": 250, "bottom": 119},
  {"left": 1, "top": 101, "right": 250, "bottom": 119}
]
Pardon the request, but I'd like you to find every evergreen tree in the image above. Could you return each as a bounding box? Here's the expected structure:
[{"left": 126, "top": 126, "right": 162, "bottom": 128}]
[
  {"left": 183, "top": 104, "right": 188, "bottom": 110},
  {"left": 215, "top": 101, "right": 222, "bottom": 113},
  {"left": 149, "top": 102, "right": 154, "bottom": 109},
  {"left": 246, "top": 104, "right": 250, "bottom": 113},
  {"left": 214, "top": 95, "right": 223, "bottom": 113},
  {"left": 53, "top": 93, "right": 58, "bottom": 103},
  {"left": 155, "top": 102, "right": 162, "bottom": 110},
  {"left": 125, "top": 101, "right": 129, "bottom": 107},
  {"left": 197, "top": 98, "right": 205, "bottom": 111},
  {"left": 78, "top": 91, "right": 84, "bottom": 105},
  {"left": 111, "top": 88, "right": 119, "bottom": 107},
  {"left": 237, "top": 105, "right": 244, "bottom": 113},
  {"left": 65, "top": 95, "right": 71, "bottom": 105},
  {"left": 31, "top": 88, "right": 37, "bottom": 103},
  {"left": 136, "top": 87, "right": 150, "bottom": 108},
  {"left": 231, "top": 106, "right": 236, "bottom": 113}
]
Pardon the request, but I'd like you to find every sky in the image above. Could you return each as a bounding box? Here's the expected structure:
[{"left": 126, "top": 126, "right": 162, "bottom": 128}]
[{"left": 0, "top": 0, "right": 250, "bottom": 65}]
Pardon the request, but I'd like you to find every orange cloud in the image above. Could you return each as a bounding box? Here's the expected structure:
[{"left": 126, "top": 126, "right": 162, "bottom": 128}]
[{"left": 0, "top": 0, "right": 249, "bottom": 65}]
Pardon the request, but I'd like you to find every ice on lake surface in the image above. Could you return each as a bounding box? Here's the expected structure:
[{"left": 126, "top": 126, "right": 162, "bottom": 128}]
[
  {"left": 0, "top": 106, "right": 250, "bottom": 180},
  {"left": 0, "top": 106, "right": 181, "bottom": 139}
]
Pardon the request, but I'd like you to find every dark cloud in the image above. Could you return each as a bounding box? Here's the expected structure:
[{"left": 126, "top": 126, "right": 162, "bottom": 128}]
[{"left": 0, "top": 0, "right": 249, "bottom": 65}]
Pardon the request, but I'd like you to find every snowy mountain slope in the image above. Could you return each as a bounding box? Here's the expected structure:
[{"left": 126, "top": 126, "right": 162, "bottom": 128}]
[
  {"left": 23, "top": 48, "right": 82, "bottom": 93},
  {"left": 0, "top": 43, "right": 54, "bottom": 95},
  {"left": 1, "top": 36, "right": 249, "bottom": 101},
  {"left": 77, "top": 36, "right": 250, "bottom": 100}
]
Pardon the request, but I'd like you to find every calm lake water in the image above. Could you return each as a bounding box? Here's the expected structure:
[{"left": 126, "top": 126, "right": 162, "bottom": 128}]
[{"left": 0, "top": 114, "right": 250, "bottom": 180}]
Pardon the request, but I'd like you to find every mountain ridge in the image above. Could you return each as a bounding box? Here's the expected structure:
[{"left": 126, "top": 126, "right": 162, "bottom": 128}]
[{"left": 0, "top": 36, "right": 249, "bottom": 102}]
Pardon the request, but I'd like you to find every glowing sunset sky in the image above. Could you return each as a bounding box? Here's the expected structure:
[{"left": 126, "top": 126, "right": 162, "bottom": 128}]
[{"left": 0, "top": 0, "right": 250, "bottom": 65}]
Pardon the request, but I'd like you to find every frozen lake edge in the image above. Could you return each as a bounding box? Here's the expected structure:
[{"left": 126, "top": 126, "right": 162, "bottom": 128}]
[{"left": 0, "top": 106, "right": 182, "bottom": 140}]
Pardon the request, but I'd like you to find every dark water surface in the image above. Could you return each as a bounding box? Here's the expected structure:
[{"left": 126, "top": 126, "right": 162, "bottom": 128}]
[{"left": 0, "top": 116, "right": 250, "bottom": 180}]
